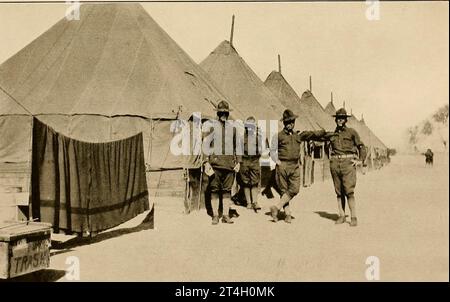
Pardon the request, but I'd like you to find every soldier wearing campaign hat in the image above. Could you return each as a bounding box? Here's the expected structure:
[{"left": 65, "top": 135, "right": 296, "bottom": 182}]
[
  {"left": 269, "top": 109, "right": 332, "bottom": 223},
  {"left": 204, "top": 100, "right": 241, "bottom": 225},
  {"left": 329, "top": 108, "right": 367, "bottom": 227},
  {"left": 240, "top": 116, "right": 264, "bottom": 212}
]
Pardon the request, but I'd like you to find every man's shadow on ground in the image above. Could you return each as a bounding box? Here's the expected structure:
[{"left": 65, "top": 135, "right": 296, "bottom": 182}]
[
  {"left": 51, "top": 206, "right": 154, "bottom": 254},
  {"left": 314, "top": 211, "right": 339, "bottom": 221}
]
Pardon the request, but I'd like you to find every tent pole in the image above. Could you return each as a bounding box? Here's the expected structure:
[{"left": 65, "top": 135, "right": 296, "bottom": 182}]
[
  {"left": 109, "top": 115, "right": 113, "bottom": 140},
  {"left": 278, "top": 54, "right": 281, "bottom": 74},
  {"left": 184, "top": 168, "right": 190, "bottom": 214},
  {"left": 197, "top": 165, "right": 203, "bottom": 211},
  {"left": 309, "top": 75, "right": 312, "bottom": 92},
  {"left": 197, "top": 122, "right": 205, "bottom": 211},
  {"left": 322, "top": 144, "right": 325, "bottom": 182},
  {"left": 27, "top": 117, "right": 34, "bottom": 220},
  {"left": 230, "top": 15, "right": 235, "bottom": 46}
]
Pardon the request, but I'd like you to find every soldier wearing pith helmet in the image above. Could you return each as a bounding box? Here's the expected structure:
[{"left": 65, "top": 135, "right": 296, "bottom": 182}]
[{"left": 329, "top": 108, "right": 367, "bottom": 227}]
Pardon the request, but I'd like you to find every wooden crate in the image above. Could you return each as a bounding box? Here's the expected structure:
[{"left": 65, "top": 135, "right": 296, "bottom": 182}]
[{"left": 0, "top": 221, "right": 52, "bottom": 279}]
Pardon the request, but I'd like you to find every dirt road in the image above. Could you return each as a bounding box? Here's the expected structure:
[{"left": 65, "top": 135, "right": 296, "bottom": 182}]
[{"left": 22, "top": 154, "right": 448, "bottom": 282}]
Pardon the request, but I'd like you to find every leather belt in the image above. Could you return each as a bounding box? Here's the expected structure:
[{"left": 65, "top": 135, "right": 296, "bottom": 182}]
[{"left": 330, "top": 154, "right": 356, "bottom": 159}]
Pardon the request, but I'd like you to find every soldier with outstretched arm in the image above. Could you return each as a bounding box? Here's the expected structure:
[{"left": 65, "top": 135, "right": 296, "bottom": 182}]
[{"left": 269, "top": 109, "right": 334, "bottom": 223}]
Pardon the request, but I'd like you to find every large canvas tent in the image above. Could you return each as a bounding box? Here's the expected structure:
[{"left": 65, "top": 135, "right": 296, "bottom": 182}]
[
  {"left": 200, "top": 38, "right": 291, "bottom": 199},
  {"left": 324, "top": 99, "right": 338, "bottom": 117},
  {"left": 300, "top": 90, "right": 335, "bottom": 131},
  {"left": 298, "top": 91, "right": 337, "bottom": 181},
  {"left": 357, "top": 116, "right": 389, "bottom": 168},
  {"left": 264, "top": 70, "right": 318, "bottom": 132},
  {"left": 359, "top": 116, "right": 388, "bottom": 151},
  {"left": 0, "top": 3, "right": 242, "bottom": 210},
  {"left": 200, "top": 40, "right": 285, "bottom": 124}
]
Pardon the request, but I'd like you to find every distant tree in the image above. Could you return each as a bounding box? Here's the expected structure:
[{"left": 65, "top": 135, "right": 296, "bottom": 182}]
[
  {"left": 433, "top": 104, "right": 449, "bottom": 124},
  {"left": 421, "top": 120, "right": 433, "bottom": 135},
  {"left": 408, "top": 126, "right": 419, "bottom": 145}
]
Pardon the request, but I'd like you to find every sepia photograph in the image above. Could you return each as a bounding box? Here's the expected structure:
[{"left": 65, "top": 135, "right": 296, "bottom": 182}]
[{"left": 0, "top": 0, "right": 448, "bottom": 286}]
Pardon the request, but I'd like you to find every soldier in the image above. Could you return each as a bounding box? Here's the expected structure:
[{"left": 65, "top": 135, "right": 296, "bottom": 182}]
[
  {"left": 204, "top": 100, "right": 241, "bottom": 225},
  {"left": 328, "top": 108, "right": 367, "bottom": 227},
  {"left": 269, "top": 109, "right": 331, "bottom": 223},
  {"left": 240, "top": 116, "right": 263, "bottom": 212},
  {"left": 423, "top": 149, "right": 434, "bottom": 166}
]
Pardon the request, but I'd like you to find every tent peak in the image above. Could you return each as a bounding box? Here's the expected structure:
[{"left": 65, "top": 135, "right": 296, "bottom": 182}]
[
  {"left": 266, "top": 70, "right": 283, "bottom": 79},
  {"left": 302, "top": 90, "right": 313, "bottom": 98},
  {"left": 210, "top": 40, "right": 237, "bottom": 55},
  {"left": 325, "top": 100, "right": 337, "bottom": 116}
]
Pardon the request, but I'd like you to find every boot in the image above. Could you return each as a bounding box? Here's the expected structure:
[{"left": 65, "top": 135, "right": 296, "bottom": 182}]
[
  {"left": 335, "top": 216, "right": 346, "bottom": 224},
  {"left": 221, "top": 215, "right": 234, "bottom": 224},
  {"left": 212, "top": 216, "right": 219, "bottom": 225},
  {"left": 246, "top": 203, "right": 253, "bottom": 209},
  {"left": 262, "top": 186, "right": 274, "bottom": 199},
  {"left": 252, "top": 202, "right": 261, "bottom": 210},
  {"left": 270, "top": 206, "right": 279, "bottom": 222},
  {"left": 284, "top": 215, "right": 292, "bottom": 224},
  {"left": 350, "top": 217, "right": 357, "bottom": 227},
  {"left": 229, "top": 209, "right": 240, "bottom": 218}
]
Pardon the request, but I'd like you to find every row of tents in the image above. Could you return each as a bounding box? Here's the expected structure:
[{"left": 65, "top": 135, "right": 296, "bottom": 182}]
[{"left": 0, "top": 3, "right": 389, "bottom": 215}]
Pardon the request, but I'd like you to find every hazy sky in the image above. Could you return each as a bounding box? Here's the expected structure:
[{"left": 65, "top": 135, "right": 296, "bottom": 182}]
[{"left": 0, "top": 1, "right": 448, "bottom": 148}]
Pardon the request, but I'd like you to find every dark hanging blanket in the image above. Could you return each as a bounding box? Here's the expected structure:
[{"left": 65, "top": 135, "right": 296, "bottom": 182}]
[{"left": 31, "top": 118, "right": 149, "bottom": 234}]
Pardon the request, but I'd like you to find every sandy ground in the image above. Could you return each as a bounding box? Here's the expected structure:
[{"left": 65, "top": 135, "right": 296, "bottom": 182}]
[{"left": 12, "top": 154, "right": 448, "bottom": 282}]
